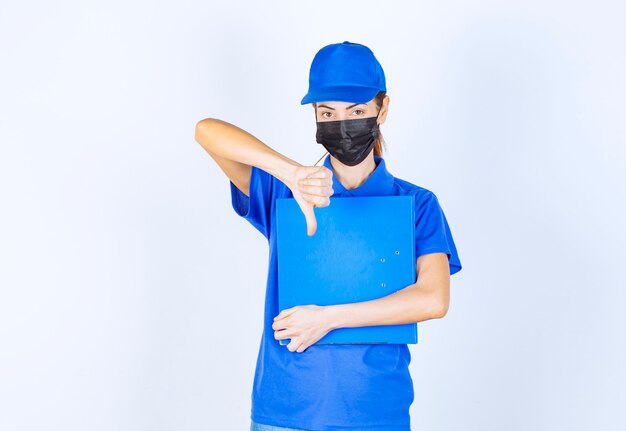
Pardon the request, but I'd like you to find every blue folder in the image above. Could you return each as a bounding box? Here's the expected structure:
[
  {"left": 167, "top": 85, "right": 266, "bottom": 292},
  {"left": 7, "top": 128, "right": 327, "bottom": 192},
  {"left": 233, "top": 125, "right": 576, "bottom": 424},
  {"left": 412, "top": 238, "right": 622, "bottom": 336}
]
[{"left": 275, "top": 195, "right": 418, "bottom": 345}]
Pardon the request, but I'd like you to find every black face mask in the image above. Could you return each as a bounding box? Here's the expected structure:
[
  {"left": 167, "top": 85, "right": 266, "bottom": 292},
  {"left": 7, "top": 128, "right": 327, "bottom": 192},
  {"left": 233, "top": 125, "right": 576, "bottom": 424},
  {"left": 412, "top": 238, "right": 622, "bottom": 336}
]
[{"left": 315, "top": 107, "right": 382, "bottom": 166}]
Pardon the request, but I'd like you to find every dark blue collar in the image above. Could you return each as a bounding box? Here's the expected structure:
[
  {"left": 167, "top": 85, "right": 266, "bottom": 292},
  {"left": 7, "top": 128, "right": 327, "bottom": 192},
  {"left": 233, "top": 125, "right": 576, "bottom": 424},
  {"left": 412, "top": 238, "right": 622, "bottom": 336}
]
[{"left": 322, "top": 154, "right": 395, "bottom": 197}]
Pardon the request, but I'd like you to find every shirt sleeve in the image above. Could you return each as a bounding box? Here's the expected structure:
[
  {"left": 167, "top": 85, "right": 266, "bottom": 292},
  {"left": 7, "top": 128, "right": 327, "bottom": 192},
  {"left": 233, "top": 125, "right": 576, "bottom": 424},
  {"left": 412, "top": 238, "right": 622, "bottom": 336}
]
[
  {"left": 229, "top": 165, "right": 283, "bottom": 240},
  {"left": 414, "top": 191, "right": 462, "bottom": 275}
]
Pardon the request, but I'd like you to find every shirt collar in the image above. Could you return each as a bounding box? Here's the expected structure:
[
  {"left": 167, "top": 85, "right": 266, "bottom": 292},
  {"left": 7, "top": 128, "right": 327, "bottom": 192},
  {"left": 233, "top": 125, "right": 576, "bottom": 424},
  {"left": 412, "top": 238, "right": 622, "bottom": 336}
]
[{"left": 322, "top": 153, "right": 395, "bottom": 197}]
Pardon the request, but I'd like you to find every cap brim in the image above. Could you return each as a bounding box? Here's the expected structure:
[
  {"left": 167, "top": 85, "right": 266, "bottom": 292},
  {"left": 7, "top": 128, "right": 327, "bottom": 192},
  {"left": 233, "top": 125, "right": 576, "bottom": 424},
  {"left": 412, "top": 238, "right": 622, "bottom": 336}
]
[{"left": 300, "top": 86, "right": 381, "bottom": 105}]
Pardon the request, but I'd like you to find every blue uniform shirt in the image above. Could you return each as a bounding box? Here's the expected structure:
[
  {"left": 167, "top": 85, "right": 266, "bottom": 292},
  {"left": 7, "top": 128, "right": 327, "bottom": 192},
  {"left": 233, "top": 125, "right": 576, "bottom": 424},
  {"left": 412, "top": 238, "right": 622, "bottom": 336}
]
[{"left": 230, "top": 154, "right": 462, "bottom": 431}]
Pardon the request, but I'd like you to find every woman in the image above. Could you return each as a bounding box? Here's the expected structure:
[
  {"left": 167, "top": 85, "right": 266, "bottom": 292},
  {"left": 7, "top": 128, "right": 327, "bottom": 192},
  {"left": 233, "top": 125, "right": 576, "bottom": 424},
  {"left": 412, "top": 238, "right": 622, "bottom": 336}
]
[{"left": 195, "top": 41, "right": 462, "bottom": 431}]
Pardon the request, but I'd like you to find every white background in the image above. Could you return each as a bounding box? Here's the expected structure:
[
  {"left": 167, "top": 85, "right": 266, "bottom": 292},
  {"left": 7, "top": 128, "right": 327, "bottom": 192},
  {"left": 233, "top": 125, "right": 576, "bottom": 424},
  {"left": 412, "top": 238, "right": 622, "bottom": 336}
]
[{"left": 1, "top": 1, "right": 624, "bottom": 430}]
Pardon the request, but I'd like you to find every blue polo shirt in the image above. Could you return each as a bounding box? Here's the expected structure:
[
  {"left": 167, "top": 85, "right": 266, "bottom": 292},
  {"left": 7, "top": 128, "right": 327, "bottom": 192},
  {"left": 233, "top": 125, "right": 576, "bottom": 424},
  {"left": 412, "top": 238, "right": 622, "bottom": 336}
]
[{"left": 230, "top": 154, "right": 462, "bottom": 431}]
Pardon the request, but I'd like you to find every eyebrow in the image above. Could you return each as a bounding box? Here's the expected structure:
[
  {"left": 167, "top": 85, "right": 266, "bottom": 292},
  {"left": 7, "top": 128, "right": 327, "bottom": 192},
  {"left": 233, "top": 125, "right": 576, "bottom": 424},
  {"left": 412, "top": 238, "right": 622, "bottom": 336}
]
[{"left": 317, "top": 103, "right": 365, "bottom": 110}]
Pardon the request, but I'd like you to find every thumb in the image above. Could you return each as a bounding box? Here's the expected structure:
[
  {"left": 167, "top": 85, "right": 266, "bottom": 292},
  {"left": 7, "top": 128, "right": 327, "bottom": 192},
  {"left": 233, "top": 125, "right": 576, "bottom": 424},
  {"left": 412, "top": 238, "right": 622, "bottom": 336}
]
[{"left": 300, "top": 200, "right": 317, "bottom": 236}]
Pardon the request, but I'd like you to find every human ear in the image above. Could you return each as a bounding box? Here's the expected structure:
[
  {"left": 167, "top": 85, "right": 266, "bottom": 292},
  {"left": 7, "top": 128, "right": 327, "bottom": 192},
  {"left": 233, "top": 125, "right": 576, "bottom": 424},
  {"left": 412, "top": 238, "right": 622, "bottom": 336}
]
[{"left": 378, "top": 95, "right": 390, "bottom": 125}]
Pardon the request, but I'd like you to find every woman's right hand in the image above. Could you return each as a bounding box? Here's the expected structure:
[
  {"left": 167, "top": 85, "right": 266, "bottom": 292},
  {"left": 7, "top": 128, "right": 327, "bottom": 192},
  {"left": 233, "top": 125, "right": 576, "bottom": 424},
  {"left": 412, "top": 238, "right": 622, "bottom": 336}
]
[
  {"left": 286, "top": 165, "right": 334, "bottom": 236},
  {"left": 194, "top": 117, "right": 334, "bottom": 235}
]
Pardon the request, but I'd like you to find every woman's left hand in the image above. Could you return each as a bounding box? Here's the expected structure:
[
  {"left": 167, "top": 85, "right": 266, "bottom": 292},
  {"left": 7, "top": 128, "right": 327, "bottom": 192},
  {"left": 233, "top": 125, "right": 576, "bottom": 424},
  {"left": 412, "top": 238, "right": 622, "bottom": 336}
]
[{"left": 272, "top": 305, "right": 333, "bottom": 353}]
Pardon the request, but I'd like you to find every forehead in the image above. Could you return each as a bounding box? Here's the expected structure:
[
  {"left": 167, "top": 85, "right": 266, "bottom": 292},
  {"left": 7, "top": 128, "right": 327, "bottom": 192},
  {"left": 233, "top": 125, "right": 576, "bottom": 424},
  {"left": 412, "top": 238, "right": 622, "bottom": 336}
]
[{"left": 315, "top": 101, "right": 369, "bottom": 109}]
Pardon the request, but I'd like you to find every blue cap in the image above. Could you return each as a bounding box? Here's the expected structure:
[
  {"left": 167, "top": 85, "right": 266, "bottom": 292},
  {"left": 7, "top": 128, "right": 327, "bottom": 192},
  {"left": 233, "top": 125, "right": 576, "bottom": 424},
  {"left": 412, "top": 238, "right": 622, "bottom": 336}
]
[{"left": 300, "top": 41, "right": 386, "bottom": 105}]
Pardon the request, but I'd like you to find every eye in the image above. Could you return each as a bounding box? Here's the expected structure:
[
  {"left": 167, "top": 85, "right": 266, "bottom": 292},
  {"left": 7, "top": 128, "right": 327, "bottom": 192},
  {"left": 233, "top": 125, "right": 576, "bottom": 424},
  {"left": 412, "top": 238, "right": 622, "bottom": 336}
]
[
  {"left": 352, "top": 109, "right": 365, "bottom": 116},
  {"left": 321, "top": 112, "right": 333, "bottom": 119}
]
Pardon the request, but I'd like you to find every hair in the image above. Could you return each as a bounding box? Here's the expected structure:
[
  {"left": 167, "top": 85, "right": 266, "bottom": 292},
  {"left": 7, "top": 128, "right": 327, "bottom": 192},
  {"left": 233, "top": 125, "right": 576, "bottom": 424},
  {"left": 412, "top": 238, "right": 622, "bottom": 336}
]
[
  {"left": 371, "top": 90, "right": 387, "bottom": 157},
  {"left": 313, "top": 90, "right": 387, "bottom": 166}
]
